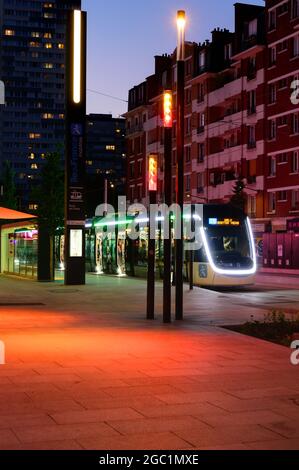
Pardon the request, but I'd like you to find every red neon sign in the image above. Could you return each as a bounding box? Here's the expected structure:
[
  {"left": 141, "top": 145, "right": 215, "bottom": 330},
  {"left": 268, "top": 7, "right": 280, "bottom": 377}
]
[
  {"left": 148, "top": 154, "right": 158, "bottom": 192},
  {"left": 163, "top": 91, "right": 173, "bottom": 128}
]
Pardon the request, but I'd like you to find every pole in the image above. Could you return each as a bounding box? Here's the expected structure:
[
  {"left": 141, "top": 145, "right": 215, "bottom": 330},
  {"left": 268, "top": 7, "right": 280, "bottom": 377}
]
[
  {"left": 175, "top": 10, "right": 185, "bottom": 320},
  {"left": 147, "top": 190, "right": 156, "bottom": 320},
  {"left": 65, "top": 10, "right": 87, "bottom": 286},
  {"left": 163, "top": 125, "right": 172, "bottom": 323},
  {"left": 189, "top": 204, "right": 194, "bottom": 290}
]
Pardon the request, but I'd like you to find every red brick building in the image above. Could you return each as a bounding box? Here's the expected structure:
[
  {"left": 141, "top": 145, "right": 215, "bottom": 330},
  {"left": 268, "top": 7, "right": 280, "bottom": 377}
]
[{"left": 125, "top": 1, "right": 299, "bottom": 253}]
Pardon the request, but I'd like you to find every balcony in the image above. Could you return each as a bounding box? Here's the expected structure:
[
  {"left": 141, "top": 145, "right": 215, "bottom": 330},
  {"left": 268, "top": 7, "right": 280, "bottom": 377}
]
[
  {"left": 247, "top": 141, "right": 256, "bottom": 150},
  {"left": 197, "top": 126, "right": 205, "bottom": 135}
]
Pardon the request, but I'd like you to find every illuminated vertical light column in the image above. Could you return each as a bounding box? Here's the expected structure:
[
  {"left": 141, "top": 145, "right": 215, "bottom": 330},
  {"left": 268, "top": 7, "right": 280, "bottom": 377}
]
[
  {"left": 147, "top": 154, "right": 158, "bottom": 320},
  {"left": 65, "top": 9, "right": 87, "bottom": 286},
  {"left": 175, "top": 10, "right": 186, "bottom": 320},
  {"left": 163, "top": 90, "right": 173, "bottom": 323}
]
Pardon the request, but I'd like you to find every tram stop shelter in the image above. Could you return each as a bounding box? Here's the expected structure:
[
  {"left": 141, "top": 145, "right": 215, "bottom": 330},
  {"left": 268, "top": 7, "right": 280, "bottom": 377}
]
[{"left": 0, "top": 208, "right": 37, "bottom": 279}]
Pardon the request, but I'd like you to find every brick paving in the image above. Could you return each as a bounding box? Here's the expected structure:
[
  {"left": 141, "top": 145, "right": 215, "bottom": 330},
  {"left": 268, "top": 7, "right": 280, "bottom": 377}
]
[{"left": 0, "top": 275, "right": 298, "bottom": 450}]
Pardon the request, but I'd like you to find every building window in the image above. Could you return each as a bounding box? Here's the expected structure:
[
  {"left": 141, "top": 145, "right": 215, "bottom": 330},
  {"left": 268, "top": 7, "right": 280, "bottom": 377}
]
[
  {"left": 268, "top": 192, "right": 276, "bottom": 213},
  {"left": 269, "top": 156, "right": 276, "bottom": 176},
  {"left": 291, "top": 189, "right": 299, "bottom": 210},
  {"left": 247, "top": 91, "right": 256, "bottom": 114},
  {"left": 248, "top": 18, "right": 257, "bottom": 37},
  {"left": 269, "top": 84, "right": 277, "bottom": 104},
  {"left": 277, "top": 115, "right": 288, "bottom": 126},
  {"left": 197, "top": 83, "right": 204, "bottom": 102},
  {"left": 277, "top": 2, "right": 289, "bottom": 15},
  {"left": 269, "top": 10, "right": 276, "bottom": 30},
  {"left": 198, "top": 113, "right": 205, "bottom": 133},
  {"left": 172, "top": 150, "right": 176, "bottom": 166},
  {"left": 278, "top": 191, "right": 287, "bottom": 202},
  {"left": 292, "top": 151, "right": 299, "bottom": 173},
  {"left": 106, "top": 145, "right": 116, "bottom": 151},
  {"left": 138, "top": 160, "right": 142, "bottom": 176},
  {"left": 198, "top": 143, "right": 205, "bottom": 163},
  {"left": 197, "top": 173, "right": 204, "bottom": 194},
  {"left": 268, "top": 119, "right": 276, "bottom": 140},
  {"left": 248, "top": 195, "right": 256, "bottom": 217},
  {"left": 278, "top": 153, "right": 288, "bottom": 164},
  {"left": 224, "top": 43, "right": 232, "bottom": 61},
  {"left": 186, "top": 175, "right": 191, "bottom": 192},
  {"left": 292, "top": 113, "right": 299, "bottom": 134},
  {"left": 199, "top": 52, "right": 206, "bottom": 72},
  {"left": 185, "top": 146, "right": 191, "bottom": 163},
  {"left": 185, "top": 88, "right": 191, "bottom": 104},
  {"left": 186, "top": 117, "right": 191, "bottom": 136},
  {"left": 247, "top": 126, "right": 256, "bottom": 149},
  {"left": 129, "top": 162, "right": 134, "bottom": 178},
  {"left": 292, "top": 36, "right": 299, "bottom": 58},
  {"left": 292, "top": 0, "right": 299, "bottom": 18},
  {"left": 269, "top": 46, "right": 277, "bottom": 66},
  {"left": 278, "top": 78, "right": 288, "bottom": 89},
  {"left": 4, "top": 29, "right": 15, "bottom": 36}
]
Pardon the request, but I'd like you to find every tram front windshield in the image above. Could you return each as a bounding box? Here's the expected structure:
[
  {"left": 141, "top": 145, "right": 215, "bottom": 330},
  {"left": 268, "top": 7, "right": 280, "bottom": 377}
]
[{"left": 205, "top": 224, "right": 253, "bottom": 269}]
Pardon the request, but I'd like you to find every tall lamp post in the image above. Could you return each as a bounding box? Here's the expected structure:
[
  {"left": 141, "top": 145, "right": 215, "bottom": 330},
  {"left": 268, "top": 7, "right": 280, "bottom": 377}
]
[
  {"left": 147, "top": 154, "right": 158, "bottom": 320},
  {"left": 65, "top": 9, "right": 87, "bottom": 286},
  {"left": 175, "top": 10, "right": 186, "bottom": 320},
  {"left": 163, "top": 90, "right": 173, "bottom": 323}
]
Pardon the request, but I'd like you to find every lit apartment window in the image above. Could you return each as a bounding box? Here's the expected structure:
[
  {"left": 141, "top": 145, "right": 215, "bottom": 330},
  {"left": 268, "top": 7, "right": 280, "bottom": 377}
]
[
  {"left": 31, "top": 32, "right": 40, "bottom": 38},
  {"left": 292, "top": 189, "right": 299, "bottom": 210},
  {"left": 44, "top": 33, "right": 52, "bottom": 38},
  {"left": 42, "top": 113, "right": 54, "bottom": 119},
  {"left": 268, "top": 192, "right": 276, "bottom": 213},
  {"left": 43, "top": 63, "right": 54, "bottom": 69},
  {"left": 28, "top": 153, "right": 35, "bottom": 160},
  {"left": 106, "top": 145, "right": 116, "bottom": 151},
  {"left": 58, "top": 43, "right": 64, "bottom": 49},
  {"left": 30, "top": 41, "right": 40, "bottom": 48},
  {"left": 269, "top": 156, "right": 276, "bottom": 176},
  {"left": 45, "top": 43, "right": 52, "bottom": 49},
  {"left": 4, "top": 29, "right": 15, "bottom": 36},
  {"left": 29, "top": 133, "right": 41, "bottom": 139},
  {"left": 86, "top": 161, "right": 93, "bottom": 166},
  {"left": 292, "top": 151, "right": 299, "bottom": 173},
  {"left": 31, "top": 164, "right": 38, "bottom": 170},
  {"left": 29, "top": 204, "right": 38, "bottom": 211}
]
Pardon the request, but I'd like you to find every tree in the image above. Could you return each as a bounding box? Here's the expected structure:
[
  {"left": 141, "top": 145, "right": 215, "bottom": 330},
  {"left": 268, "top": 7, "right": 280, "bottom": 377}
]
[
  {"left": 32, "top": 151, "right": 64, "bottom": 281},
  {"left": 1, "top": 161, "right": 17, "bottom": 209},
  {"left": 230, "top": 177, "right": 247, "bottom": 212}
]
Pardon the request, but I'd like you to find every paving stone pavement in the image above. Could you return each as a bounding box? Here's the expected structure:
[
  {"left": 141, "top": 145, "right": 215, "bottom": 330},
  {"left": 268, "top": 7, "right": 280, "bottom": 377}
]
[{"left": 0, "top": 275, "right": 298, "bottom": 450}]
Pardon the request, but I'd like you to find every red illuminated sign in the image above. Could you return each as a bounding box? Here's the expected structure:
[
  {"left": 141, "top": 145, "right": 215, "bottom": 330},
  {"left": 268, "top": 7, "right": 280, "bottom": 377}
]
[
  {"left": 148, "top": 154, "right": 158, "bottom": 192},
  {"left": 163, "top": 91, "right": 173, "bottom": 128}
]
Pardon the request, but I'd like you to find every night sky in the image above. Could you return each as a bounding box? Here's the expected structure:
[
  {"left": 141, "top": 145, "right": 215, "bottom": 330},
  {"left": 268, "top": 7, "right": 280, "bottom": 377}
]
[{"left": 82, "top": 0, "right": 264, "bottom": 117}]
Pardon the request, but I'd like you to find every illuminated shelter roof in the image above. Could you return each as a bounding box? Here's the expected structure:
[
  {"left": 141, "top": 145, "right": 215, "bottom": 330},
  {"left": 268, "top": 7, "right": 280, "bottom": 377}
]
[{"left": 0, "top": 207, "right": 37, "bottom": 220}]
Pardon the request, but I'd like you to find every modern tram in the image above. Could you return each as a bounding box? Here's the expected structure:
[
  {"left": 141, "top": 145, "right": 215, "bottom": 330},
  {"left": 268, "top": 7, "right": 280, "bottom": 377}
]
[{"left": 55, "top": 204, "right": 257, "bottom": 287}]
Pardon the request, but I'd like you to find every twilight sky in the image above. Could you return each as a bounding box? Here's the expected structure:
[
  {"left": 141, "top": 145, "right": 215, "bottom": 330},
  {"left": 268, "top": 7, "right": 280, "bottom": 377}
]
[{"left": 82, "top": 0, "right": 264, "bottom": 117}]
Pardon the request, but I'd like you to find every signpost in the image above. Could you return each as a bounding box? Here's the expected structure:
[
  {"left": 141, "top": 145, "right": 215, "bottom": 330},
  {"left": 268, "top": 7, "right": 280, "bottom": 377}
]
[{"left": 65, "top": 9, "right": 87, "bottom": 286}]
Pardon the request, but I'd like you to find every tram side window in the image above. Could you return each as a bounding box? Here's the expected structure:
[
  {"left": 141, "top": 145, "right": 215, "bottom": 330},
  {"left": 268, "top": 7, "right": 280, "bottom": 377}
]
[{"left": 194, "top": 246, "right": 208, "bottom": 263}]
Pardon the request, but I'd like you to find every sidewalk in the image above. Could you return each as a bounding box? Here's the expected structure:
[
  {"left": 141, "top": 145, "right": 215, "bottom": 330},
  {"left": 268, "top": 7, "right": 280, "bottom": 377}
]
[
  {"left": 0, "top": 275, "right": 298, "bottom": 450},
  {"left": 256, "top": 270, "right": 299, "bottom": 288}
]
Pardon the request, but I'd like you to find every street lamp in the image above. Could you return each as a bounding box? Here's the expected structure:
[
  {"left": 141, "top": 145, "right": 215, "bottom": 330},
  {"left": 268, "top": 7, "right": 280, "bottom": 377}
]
[
  {"left": 65, "top": 9, "right": 87, "bottom": 286},
  {"left": 163, "top": 90, "right": 173, "bottom": 323},
  {"left": 175, "top": 10, "right": 186, "bottom": 321}
]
